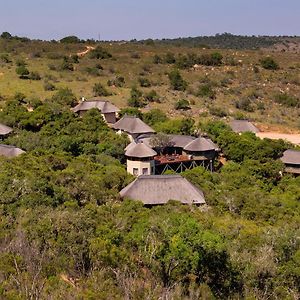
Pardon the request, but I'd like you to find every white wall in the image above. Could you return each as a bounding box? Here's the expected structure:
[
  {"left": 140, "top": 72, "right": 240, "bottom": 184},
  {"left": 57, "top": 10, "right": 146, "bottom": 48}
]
[{"left": 127, "top": 159, "right": 155, "bottom": 176}]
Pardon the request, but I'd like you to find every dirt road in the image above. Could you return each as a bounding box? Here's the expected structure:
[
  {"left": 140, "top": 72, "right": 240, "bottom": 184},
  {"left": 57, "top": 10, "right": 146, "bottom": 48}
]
[
  {"left": 256, "top": 132, "right": 300, "bottom": 145},
  {"left": 76, "top": 46, "right": 95, "bottom": 57}
]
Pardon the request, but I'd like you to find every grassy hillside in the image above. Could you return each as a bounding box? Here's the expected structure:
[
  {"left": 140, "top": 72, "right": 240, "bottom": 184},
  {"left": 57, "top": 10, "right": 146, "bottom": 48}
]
[{"left": 0, "top": 36, "right": 299, "bottom": 131}]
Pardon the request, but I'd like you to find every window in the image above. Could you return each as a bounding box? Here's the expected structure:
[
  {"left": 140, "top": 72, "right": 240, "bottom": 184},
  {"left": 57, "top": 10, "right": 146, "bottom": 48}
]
[
  {"left": 142, "top": 168, "right": 149, "bottom": 175},
  {"left": 133, "top": 168, "right": 139, "bottom": 176}
]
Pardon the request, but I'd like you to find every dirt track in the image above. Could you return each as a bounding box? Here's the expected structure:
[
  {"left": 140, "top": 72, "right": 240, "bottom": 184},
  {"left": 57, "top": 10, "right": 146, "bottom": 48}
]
[
  {"left": 76, "top": 46, "right": 95, "bottom": 57},
  {"left": 256, "top": 132, "right": 300, "bottom": 145}
]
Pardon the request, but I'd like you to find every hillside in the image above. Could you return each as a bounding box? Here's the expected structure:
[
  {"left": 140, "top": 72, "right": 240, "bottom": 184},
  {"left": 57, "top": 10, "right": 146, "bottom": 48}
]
[
  {"left": 0, "top": 34, "right": 300, "bottom": 299},
  {"left": 0, "top": 34, "right": 299, "bottom": 132}
]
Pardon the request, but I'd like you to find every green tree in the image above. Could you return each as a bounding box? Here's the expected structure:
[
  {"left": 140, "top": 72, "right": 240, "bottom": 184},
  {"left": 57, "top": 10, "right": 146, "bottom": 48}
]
[
  {"left": 92, "top": 83, "right": 111, "bottom": 97},
  {"left": 127, "top": 87, "right": 145, "bottom": 107},
  {"left": 1, "top": 31, "right": 12, "bottom": 39},
  {"left": 16, "top": 65, "right": 29, "bottom": 78},
  {"left": 168, "top": 69, "right": 187, "bottom": 91},
  {"left": 174, "top": 99, "right": 191, "bottom": 110},
  {"left": 60, "top": 35, "right": 81, "bottom": 43},
  {"left": 259, "top": 57, "right": 279, "bottom": 70}
]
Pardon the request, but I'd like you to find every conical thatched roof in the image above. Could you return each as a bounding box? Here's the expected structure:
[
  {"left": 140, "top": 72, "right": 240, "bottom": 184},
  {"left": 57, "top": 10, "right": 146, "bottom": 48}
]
[
  {"left": 229, "top": 120, "right": 259, "bottom": 133},
  {"left": 112, "top": 116, "right": 155, "bottom": 135},
  {"left": 184, "top": 137, "right": 218, "bottom": 152},
  {"left": 0, "top": 144, "right": 25, "bottom": 158},
  {"left": 125, "top": 142, "right": 157, "bottom": 158},
  {"left": 71, "top": 99, "right": 120, "bottom": 113},
  {"left": 280, "top": 149, "right": 300, "bottom": 165},
  {"left": 0, "top": 123, "right": 13, "bottom": 136},
  {"left": 120, "top": 175, "right": 206, "bottom": 205}
]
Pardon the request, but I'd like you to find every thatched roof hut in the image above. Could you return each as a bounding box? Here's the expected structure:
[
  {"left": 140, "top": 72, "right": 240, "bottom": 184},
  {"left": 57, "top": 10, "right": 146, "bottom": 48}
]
[
  {"left": 125, "top": 142, "right": 157, "bottom": 158},
  {"left": 120, "top": 175, "right": 206, "bottom": 205},
  {"left": 184, "top": 137, "right": 219, "bottom": 152},
  {"left": 0, "top": 124, "right": 13, "bottom": 136},
  {"left": 280, "top": 149, "right": 300, "bottom": 174},
  {"left": 71, "top": 99, "right": 120, "bottom": 114},
  {"left": 112, "top": 116, "right": 155, "bottom": 135},
  {"left": 229, "top": 120, "right": 260, "bottom": 133},
  {"left": 0, "top": 144, "right": 25, "bottom": 158},
  {"left": 169, "top": 135, "right": 195, "bottom": 148}
]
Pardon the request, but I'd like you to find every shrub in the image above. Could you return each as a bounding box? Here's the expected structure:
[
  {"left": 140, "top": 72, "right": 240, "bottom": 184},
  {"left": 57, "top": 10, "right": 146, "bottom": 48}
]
[
  {"left": 16, "top": 65, "right": 29, "bottom": 78},
  {"left": 174, "top": 99, "right": 191, "bottom": 110},
  {"left": 51, "top": 88, "right": 77, "bottom": 106},
  {"left": 143, "top": 109, "right": 168, "bottom": 126},
  {"left": 89, "top": 46, "right": 112, "bottom": 59},
  {"left": 164, "top": 52, "right": 176, "bottom": 64},
  {"left": 168, "top": 69, "right": 187, "bottom": 91},
  {"left": 259, "top": 57, "right": 279, "bottom": 70},
  {"left": 138, "top": 77, "right": 151, "bottom": 87},
  {"left": 44, "top": 82, "right": 56, "bottom": 91},
  {"left": 0, "top": 31, "right": 12, "bottom": 39},
  {"left": 235, "top": 98, "right": 254, "bottom": 112},
  {"left": 92, "top": 83, "right": 111, "bottom": 97},
  {"left": 198, "top": 52, "right": 223, "bottom": 66},
  {"left": 145, "top": 90, "right": 160, "bottom": 103},
  {"left": 29, "top": 71, "right": 41, "bottom": 80},
  {"left": 85, "top": 67, "right": 101, "bottom": 76},
  {"left": 15, "top": 58, "right": 26, "bottom": 67},
  {"left": 153, "top": 54, "right": 162, "bottom": 64},
  {"left": 107, "top": 76, "right": 125, "bottom": 87},
  {"left": 274, "top": 93, "right": 299, "bottom": 107},
  {"left": 197, "top": 84, "right": 216, "bottom": 99},
  {"left": 60, "top": 59, "right": 74, "bottom": 71},
  {"left": 209, "top": 106, "right": 227, "bottom": 117},
  {"left": 60, "top": 36, "right": 81, "bottom": 43},
  {"left": 119, "top": 108, "right": 142, "bottom": 118},
  {"left": 127, "top": 87, "right": 145, "bottom": 107},
  {"left": 0, "top": 53, "right": 11, "bottom": 63},
  {"left": 70, "top": 55, "right": 79, "bottom": 63}
]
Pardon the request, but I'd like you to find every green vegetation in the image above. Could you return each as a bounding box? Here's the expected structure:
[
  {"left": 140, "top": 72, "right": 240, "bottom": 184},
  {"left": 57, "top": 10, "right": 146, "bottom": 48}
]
[
  {"left": 168, "top": 69, "right": 187, "bottom": 91},
  {"left": 174, "top": 98, "right": 191, "bottom": 110},
  {"left": 0, "top": 33, "right": 300, "bottom": 298},
  {"left": 260, "top": 57, "right": 279, "bottom": 70}
]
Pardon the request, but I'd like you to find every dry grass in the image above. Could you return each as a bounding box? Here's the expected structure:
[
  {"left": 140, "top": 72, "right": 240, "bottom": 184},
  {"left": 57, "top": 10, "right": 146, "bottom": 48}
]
[{"left": 0, "top": 40, "right": 299, "bottom": 131}]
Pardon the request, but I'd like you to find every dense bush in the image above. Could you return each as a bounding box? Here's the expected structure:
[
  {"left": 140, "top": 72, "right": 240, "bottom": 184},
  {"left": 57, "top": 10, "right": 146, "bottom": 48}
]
[
  {"left": 60, "top": 35, "right": 81, "bottom": 43},
  {"left": 92, "top": 83, "right": 111, "bottom": 97},
  {"left": 138, "top": 77, "right": 151, "bottom": 87},
  {"left": 143, "top": 109, "right": 168, "bottom": 126},
  {"left": 274, "top": 93, "right": 299, "bottom": 107},
  {"left": 260, "top": 57, "right": 279, "bottom": 70},
  {"left": 127, "top": 87, "right": 145, "bottom": 107},
  {"left": 168, "top": 69, "right": 187, "bottom": 91},
  {"left": 197, "top": 84, "right": 216, "bottom": 99},
  {"left": 107, "top": 76, "right": 125, "bottom": 87},
  {"left": 144, "top": 90, "right": 160, "bottom": 102},
  {"left": 89, "top": 46, "right": 112, "bottom": 59},
  {"left": 174, "top": 99, "right": 191, "bottom": 110}
]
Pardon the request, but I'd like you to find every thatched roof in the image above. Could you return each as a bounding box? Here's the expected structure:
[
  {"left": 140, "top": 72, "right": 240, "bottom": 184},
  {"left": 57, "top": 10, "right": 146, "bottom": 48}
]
[
  {"left": 0, "top": 144, "right": 25, "bottom": 158},
  {"left": 112, "top": 116, "right": 155, "bottom": 135},
  {"left": 120, "top": 175, "right": 206, "bottom": 205},
  {"left": 184, "top": 137, "right": 218, "bottom": 152},
  {"left": 229, "top": 120, "right": 260, "bottom": 133},
  {"left": 71, "top": 99, "right": 120, "bottom": 113},
  {"left": 281, "top": 149, "right": 300, "bottom": 165},
  {"left": 125, "top": 142, "right": 157, "bottom": 158},
  {"left": 169, "top": 135, "right": 195, "bottom": 148},
  {"left": 0, "top": 123, "right": 13, "bottom": 136}
]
